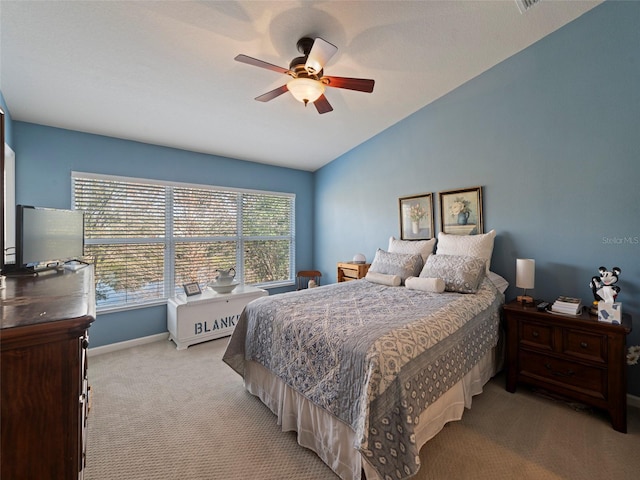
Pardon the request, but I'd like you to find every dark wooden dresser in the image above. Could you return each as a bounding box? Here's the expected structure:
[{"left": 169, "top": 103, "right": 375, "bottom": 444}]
[
  {"left": 503, "top": 300, "right": 631, "bottom": 432},
  {"left": 1, "top": 266, "right": 95, "bottom": 479}
]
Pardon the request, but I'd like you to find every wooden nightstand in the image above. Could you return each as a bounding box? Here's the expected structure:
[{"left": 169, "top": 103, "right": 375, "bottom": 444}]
[
  {"left": 337, "top": 262, "right": 370, "bottom": 282},
  {"left": 503, "top": 300, "right": 632, "bottom": 432}
]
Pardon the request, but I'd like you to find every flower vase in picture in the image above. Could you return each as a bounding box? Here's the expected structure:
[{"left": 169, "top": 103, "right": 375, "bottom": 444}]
[
  {"left": 450, "top": 197, "right": 471, "bottom": 226},
  {"left": 409, "top": 203, "right": 427, "bottom": 236},
  {"left": 457, "top": 211, "right": 469, "bottom": 225}
]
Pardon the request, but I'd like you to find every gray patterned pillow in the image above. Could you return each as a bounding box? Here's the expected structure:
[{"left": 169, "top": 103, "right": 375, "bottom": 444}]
[
  {"left": 435, "top": 230, "right": 495, "bottom": 273},
  {"left": 420, "top": 254, "right": 486, "bottom": 293},
  {"left": 369, "top": 249, "right": 424, "bottom": 284}
]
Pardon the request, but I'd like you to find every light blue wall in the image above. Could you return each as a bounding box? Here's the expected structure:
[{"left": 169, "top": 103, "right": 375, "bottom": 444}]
[
  {"left": 316, "top": 2, "right": 640, "bottom": 394},
  {"left": 12, "top": 123, "right": 314, "bottom": 346}
]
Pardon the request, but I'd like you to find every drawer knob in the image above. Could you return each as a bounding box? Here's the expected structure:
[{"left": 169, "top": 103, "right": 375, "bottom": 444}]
[
  {"left": 544, "top": 363, "right": 575, "bottom": 377},
  {"left": 580, "top": 341, "right": 588, "bottom": 348},
  {"left": 532, "top": 331, "right": 539, "bottom": 338}
]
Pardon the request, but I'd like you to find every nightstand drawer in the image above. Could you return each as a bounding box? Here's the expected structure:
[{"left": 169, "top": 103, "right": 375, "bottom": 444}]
[
  {"left": 520, "top": 320, "right": 553, "bottom": 351},
  {"left": 337, "top": 262, "right": 370, "bottom": 282},
  {"left": 519, "top": 350, "right": 605, "bottom": 399},
  {"left": 562, "top": 329, "right": 606, "bottom": 363},
  {"left": 341, "top": 269, "right": 360, "bottom": 280}
]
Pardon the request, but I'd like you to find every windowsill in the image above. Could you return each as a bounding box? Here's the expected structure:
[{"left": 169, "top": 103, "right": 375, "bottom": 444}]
[{"left": 95, "top": 281, "right": 295, "bottom": 315}]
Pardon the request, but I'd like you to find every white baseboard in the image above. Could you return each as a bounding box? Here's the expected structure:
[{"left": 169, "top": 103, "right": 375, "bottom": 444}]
[
  {"left": 628, "top": 393, "right": 640, "bottom": 409},
  {"left": 88, "top": 332, "right": 169, "bottom": 357}
]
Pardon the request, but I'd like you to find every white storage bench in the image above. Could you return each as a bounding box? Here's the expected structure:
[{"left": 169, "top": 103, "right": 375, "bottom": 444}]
[{"left": 167, "top": 285, "right": 267, "bottom": 350}]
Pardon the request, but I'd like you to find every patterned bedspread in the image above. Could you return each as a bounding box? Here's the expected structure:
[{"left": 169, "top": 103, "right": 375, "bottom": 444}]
[{"left": 223, "top": 278, "right": 503, "bottom": 480}]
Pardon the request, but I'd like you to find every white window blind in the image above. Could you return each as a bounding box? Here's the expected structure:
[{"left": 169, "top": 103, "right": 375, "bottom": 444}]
[{"left": 72, "top": 172, "right": 295, "bottom": 310}]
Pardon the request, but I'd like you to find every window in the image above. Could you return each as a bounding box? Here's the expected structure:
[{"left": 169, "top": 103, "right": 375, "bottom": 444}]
[{"left": 72, "top": 172, "right": 295, "bottom": 310}]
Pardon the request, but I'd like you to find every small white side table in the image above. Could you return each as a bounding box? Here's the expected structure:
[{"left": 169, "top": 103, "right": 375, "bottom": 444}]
[{"left": 167, "top": 285, "right": 267, "bottom": 350}]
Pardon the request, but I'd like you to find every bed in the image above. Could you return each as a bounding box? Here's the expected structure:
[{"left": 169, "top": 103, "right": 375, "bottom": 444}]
[{"left": 223, "top": 231, "right": 506, "bottom": 480}]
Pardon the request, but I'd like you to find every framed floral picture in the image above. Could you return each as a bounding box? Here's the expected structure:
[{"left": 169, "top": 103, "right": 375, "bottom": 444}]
[
  {"left": 438, "top": 186, "right": 484, "bottom": 235},
  {"left": 399, "top": 193, "right": 434, "bottom": 240}
]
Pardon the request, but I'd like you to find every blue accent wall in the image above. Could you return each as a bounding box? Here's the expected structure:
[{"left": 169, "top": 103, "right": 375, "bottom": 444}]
[
  {"left": 315, "top": 2, "right": 640, "bottom": 394},
  {"left": 11, "top": 123, "right": 314, "bottom": 346}
]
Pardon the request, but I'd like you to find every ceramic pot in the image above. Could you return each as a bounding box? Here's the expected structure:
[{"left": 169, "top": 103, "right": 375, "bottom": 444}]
[
  {"left": 457, "top": 211, "right": 469, "bottom": 225},
  {"left": 215, "top": 267, "right": 236, "bottom": 285}
]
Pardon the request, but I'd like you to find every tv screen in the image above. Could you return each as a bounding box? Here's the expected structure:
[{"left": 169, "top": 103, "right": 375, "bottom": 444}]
[{"left": 16, "top": 205, "right": 84, "bottom": 269}]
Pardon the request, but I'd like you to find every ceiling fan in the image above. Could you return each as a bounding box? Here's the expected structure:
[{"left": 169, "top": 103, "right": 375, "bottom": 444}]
[{"left": 235, "top": 37, "right": 375, "bottom": 114}]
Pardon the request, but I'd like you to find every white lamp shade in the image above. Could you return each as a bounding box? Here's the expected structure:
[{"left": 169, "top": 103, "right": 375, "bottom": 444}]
[
  {"left": 287, "top": 78, "right": 325, "bottom": 104},
  {"left": 353, "top": 253, "right": 366, "bottom": 264},
  {"left": 516, "top": 259, "right": 535, "bottom": 289}
]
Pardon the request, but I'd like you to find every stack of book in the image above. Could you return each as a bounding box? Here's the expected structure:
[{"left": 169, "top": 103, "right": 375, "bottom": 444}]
[{"left": 551, "top": 296, "right": 583, "bottom": 315}]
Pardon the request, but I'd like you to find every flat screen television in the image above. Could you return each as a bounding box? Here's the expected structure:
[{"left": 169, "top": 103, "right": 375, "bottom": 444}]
[{"left": 14, "top": 205, "right": 84, "bottom": 271}]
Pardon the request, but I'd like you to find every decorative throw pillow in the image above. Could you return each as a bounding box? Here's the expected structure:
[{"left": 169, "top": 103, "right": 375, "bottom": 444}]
[
  {"left": 388, "top": 236, "right": 436, "bottom": 263},
  {"left": 369, "top": 249, "right": 424, "bottom": 284},
  {"left": 405, "top": 276, "right": 445, "bottom": 293},
  {"left": 435, "top": 229, "right": 496, "bottom": 273},
  {"left": 420, "top": 254, "right": 486, "bottom": 293},
  {"left": 365, "top": 271, "right": 401, "bottom": 287}
]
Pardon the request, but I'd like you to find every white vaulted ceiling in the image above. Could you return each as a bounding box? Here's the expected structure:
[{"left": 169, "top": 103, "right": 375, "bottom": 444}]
[{"left": 0, "top": 1, "right": 602, "bottom": 171}]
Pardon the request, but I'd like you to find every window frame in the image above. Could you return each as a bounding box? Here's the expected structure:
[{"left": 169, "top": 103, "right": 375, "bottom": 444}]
[{"left": 72, "top": 171, "right": 296, "bottom": 313}]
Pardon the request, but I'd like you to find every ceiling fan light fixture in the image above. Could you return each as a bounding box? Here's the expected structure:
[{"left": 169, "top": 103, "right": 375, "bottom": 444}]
[
  {"left": 236, "top": 37, "right": 373, "bottom": 114},
  {"left": 287, "top": 77, "right": 325, "bottom": 105}
]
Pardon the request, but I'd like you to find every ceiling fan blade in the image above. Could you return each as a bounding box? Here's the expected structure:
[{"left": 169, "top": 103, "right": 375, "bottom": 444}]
[
  {"left": 255, "top": 85, "right": 289, "bottom": 102},
  {"left": 314, "top": 94, "right": 333, "bottom": 114},
  {"left": 322, "top": 76, "right": 375, "bottom": 93},
  {"left": 235, "top": 54, "right": 289, "bottom": 75},
  {"left": 305, "top": 38, "right": 338, "bottom": 74}
]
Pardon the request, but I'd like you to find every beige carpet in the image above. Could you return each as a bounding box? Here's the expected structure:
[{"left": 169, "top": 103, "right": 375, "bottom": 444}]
[{"left": 85, "top": 337, "right": 640, "bottom": 480}]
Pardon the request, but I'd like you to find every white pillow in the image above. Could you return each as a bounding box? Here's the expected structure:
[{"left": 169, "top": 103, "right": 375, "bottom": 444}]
[
  {"left": 435, "top": 229, "right": 496, "bottom": 273},
  {"left": 405, "top": 276, "right": 445, "bottom": 293},
  {"left": 365, "top": 271, "right": 401, "bottom": 287},
  {"left": 388, "top": 236, "right": 436, "bottom": 263}
]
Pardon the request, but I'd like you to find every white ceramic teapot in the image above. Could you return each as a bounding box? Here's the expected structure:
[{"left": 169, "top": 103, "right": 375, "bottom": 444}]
[{"left": 215, "top": 267, "right": 236, "bottom": 285}]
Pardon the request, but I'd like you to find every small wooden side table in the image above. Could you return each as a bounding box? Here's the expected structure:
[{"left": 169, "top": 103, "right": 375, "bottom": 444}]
[
  {"left": 337, "top": 262, "right": 370, "bottom": 282},
  {"left": 503, "top": 300, "right": 632, "bottom": 432}
]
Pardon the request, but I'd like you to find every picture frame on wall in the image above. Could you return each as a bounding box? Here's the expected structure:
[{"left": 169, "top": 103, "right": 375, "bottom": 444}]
[
  {"left": 183, "top": 282, "right": 202, "bottom": 297},
  {"left": 399, "top": 193, "right": 434, "bottom": 240},
  {"left": 438, "top": 186, "right": 483, "bottom": 235}
]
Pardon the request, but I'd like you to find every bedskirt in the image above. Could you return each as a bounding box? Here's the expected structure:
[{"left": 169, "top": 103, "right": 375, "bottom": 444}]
[{"left": 243, "top": 346, "right": 500, "bottom": 480}]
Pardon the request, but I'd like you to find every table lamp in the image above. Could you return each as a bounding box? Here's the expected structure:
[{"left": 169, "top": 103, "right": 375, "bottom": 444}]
[
  {"left": 516, "top": 258, "right": 535, "bottom": 305},
  {"left": 352, "top": 253, "right": 366, "bottom": 264}
]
